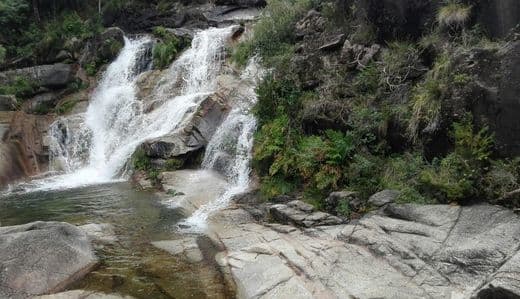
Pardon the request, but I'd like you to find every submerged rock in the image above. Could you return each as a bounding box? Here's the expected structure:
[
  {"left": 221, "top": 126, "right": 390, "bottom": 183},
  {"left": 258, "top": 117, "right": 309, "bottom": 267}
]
[{"left": 0, "top": 221, "right": 98, "bottom": 298}]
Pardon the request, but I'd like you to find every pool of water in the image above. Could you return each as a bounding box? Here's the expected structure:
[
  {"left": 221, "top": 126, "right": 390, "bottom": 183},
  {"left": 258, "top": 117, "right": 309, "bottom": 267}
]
[{"left": 0, "top": 183, "right": 235, "bottom": 298}]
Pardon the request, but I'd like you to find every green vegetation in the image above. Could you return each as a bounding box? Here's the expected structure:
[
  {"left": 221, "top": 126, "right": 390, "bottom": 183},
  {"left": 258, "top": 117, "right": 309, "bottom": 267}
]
[
  {"left": 152, "top": 26, "right": 187, "bottom": 69},
  {"left": 55, "top": 99, "right": 79, "bottom": 115},
  {"left": 0, "top": 45, "right": 5, "bottom": 64},
  {"left": 231, "top": 0, "right": 312, "bottom": 67},
  {"left": 0, "top": 77, "right": 37, "bottom": 99},
  {"left": 243, "top": 0, "right": 520, "bottom": 214},
  {"left": 437, "top": 2, "right": 472, "bottom": 29}
]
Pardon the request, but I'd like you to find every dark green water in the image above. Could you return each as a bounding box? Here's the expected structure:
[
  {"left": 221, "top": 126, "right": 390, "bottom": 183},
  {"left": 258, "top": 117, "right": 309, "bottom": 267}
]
[{"left": 0, "top": 183, "right": 234, "bottom": 299}]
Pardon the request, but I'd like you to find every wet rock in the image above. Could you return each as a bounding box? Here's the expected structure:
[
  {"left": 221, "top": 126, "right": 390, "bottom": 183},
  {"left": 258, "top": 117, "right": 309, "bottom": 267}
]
[
  {"left": 0, "top": 63, "right": 75, "bottom": 90},
  {"left": 0, "top": 95, "right": 17, "bottom": 111},
  {"left": 153, "top": 238, "right": 204, "bottom": 263},
  {"left": 0, "top": 221, "right": 98, "bottom": 298},
  {"left": 159, "top": 170, "right": 228, "bottom": 214},
  {"left": 141, "top": 92, "right": 229, "bottom": 159},
  {"left": 270, "top": 200, "right": 345, "bottom": 227},
  {"left": 368, "top": 189, "right": 400, "bottom": 207},
  {"left": 79, "top": 223, "right": 118, "bottom": 244}
]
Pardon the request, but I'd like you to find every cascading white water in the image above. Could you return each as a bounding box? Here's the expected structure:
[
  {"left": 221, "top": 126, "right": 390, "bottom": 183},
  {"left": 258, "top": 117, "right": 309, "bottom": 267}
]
[
  {"left": 182, "top": 58, "right": 264, "bottom": 230},
  {"left": 25, "top": 27, "right": 235, "bottom": 192}
]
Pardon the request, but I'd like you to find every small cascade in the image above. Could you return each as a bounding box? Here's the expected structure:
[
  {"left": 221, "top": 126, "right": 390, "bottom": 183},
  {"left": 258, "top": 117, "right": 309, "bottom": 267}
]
[
  {"left": 182, "top": 58, "right": 264, "bottom": 230},
  {"left": 25, "top": 27, "right": 236, "bottom": 192}
]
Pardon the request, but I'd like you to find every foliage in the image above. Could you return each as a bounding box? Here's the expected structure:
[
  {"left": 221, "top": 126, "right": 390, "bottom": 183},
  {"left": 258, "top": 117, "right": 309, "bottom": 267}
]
[
  {"left": 380, "top": 42, "right": 422, "bottom": 89},
  {"left": 254, "top": 75, "right": 302, "bottom": 126},
  {"left": 165, "top": 158, "right": 183, "bottom": 171},
  {"left": 152, "top": 26, "right": 183, "bottom": 69},
  {"left": 0, "top": 76, "right": 37, "bottom": 98},
  {"left": 132, "top": 148, "right": 152, "bottom": 171},
  {"left": 408, "top": 53, "right": 451, "bottom": 141},
  {"left": 55, "top": 99, "right": 78, "bottom": 115},
  {"left": 437, "top": 2, "right": 472, "bottom": 29},
  {"left": 419, "top": 117, "right": 494, "bottom": 203},
  {"left": 231, "top": 0, "right": 312, "bottom": 67}
]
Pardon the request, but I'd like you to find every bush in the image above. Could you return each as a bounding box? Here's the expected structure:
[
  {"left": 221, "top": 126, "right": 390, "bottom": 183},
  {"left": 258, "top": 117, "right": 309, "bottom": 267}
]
[
  {"left": 55, "top": 99, "right": 78, "bottom": 115},
  {"left": 132, "top": 148, "right": 152, "bottom": 171},
  {"left": 408, "top": 53, "right": 451, "bottom": 140},
  {"left": 254, "top": 75, "right": 302, "bottom": 126},
  {"left": 437, "top": 2, "right": 472, "bottom": 29},
  {"left": 231, "top": 0, "right": 312, "bottom": 67},
  {"left": 165, "top": 158, "right": 183, "bottom": 171},
  {"left": 419, "top": 117, "right": 494, "bottom": 203},
  {"left": 0, "top": 76, "right": 37, "bottom": 99}
]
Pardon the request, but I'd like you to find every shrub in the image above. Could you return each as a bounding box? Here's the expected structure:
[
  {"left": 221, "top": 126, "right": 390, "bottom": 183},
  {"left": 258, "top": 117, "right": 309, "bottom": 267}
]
[
  {"left": 231, "top": 0, "right": 312, "bottom": 67},
  {"left": 0, "top": 76, "right": 37, "bottom": 98},
  {"left": 437, "top": 2, "right": 472, "bottom": 29},
  {"left": 408, "top": 53, "right": 451, "bottom": 141},
  {"left": 380, "top": 153, "right": 433, "bottom": 204},
  {"left": 254, "top": 75, "right": 302, "bottom": 126},
  {"left": 152, "top": 26, "right": 183, "bottom": 69},
  {"left": 55, "top": 99, "right": 78, "bottom": 115},
  {"left": 132, "top": 148, "right": 152, "bottom": 171},
  {"left": 165, "top": 158, "right": 183, "bottom": 171},
  {"left": 419, "top": 117, "right": 494, "bottom": 203},
  {"left": 380, "top": 42, "right": 422, "bottom": 89}
]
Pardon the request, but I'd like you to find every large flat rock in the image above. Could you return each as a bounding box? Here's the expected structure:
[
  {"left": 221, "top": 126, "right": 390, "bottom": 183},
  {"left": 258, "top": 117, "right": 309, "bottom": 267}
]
[
  {"left": 209, "top": 203, "right": 520, "bottom": 299},
  {"left": 0, "top": 221, "right": 98, "bottom": 298}
]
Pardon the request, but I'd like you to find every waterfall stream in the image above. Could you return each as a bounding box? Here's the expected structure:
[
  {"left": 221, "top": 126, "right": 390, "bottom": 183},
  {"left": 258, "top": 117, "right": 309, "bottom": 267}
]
[
  {"left": 25, "top": 27, "right": 235, "bottom": 192},
  {"left": 12, "top": 25, "right": 262, "bottom": 231}
]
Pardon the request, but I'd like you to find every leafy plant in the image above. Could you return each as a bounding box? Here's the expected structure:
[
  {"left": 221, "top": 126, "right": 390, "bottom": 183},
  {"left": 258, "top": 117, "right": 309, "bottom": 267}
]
[{"left": 0, "top": 76, "right": 37, "bottom": 99}]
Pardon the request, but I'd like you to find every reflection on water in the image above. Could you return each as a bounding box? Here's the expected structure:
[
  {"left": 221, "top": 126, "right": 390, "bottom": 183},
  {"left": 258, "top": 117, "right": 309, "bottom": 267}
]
[{"left": 0, "top": 183, "right": 234, "bottom": 299}]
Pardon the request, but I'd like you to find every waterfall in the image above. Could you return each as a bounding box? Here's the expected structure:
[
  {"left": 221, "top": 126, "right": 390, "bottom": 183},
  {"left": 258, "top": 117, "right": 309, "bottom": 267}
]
[
  {"left": 182, "top": 58, "right": 264, "bottom": 230},
  {"left": 24, "top": 27, "right": 235, "bottom": 192}
]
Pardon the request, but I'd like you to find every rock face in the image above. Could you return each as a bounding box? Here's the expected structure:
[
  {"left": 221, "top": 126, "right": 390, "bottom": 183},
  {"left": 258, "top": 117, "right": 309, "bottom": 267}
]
[
  {"left": 474, "top": 0, "right": 520, "bottom": 38},
  {"left": 208, "top": 202, "right": 520, "bottom": 299},
  {"left": 368, "top": 189, "right": 400, "bottom": 207},
  {"left": 269, "top": 200, "right": 345, "bottom": 227},
  {"left": 0, "top": 221, "right": 98, "bottom": 298},
  {"left": 0, "top": 63, "right": 75, "bottom": 90},
  {"left": 458, "top": 41, "right": 520, "bottom": 156},
  {"left": 141, "top": 93, "right": 229, "bottom": 159}
]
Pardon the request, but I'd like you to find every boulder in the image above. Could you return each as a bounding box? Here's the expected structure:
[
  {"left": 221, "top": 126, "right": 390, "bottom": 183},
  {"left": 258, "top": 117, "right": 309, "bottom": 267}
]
[
  {"left": 141, "top": 93, "right": 229, "bottom": 159},
  {"left": 269, "top": 200, "right": 345, "bottom": 227},
  {"left": 368, "top": 189, "right": 400, "bottom": 207},
  {"left": 0, "top": 221, "right": 98, "bottom": 298},
  {"left": 0, "top": 63, "right": 75, "bottom": 90}
]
